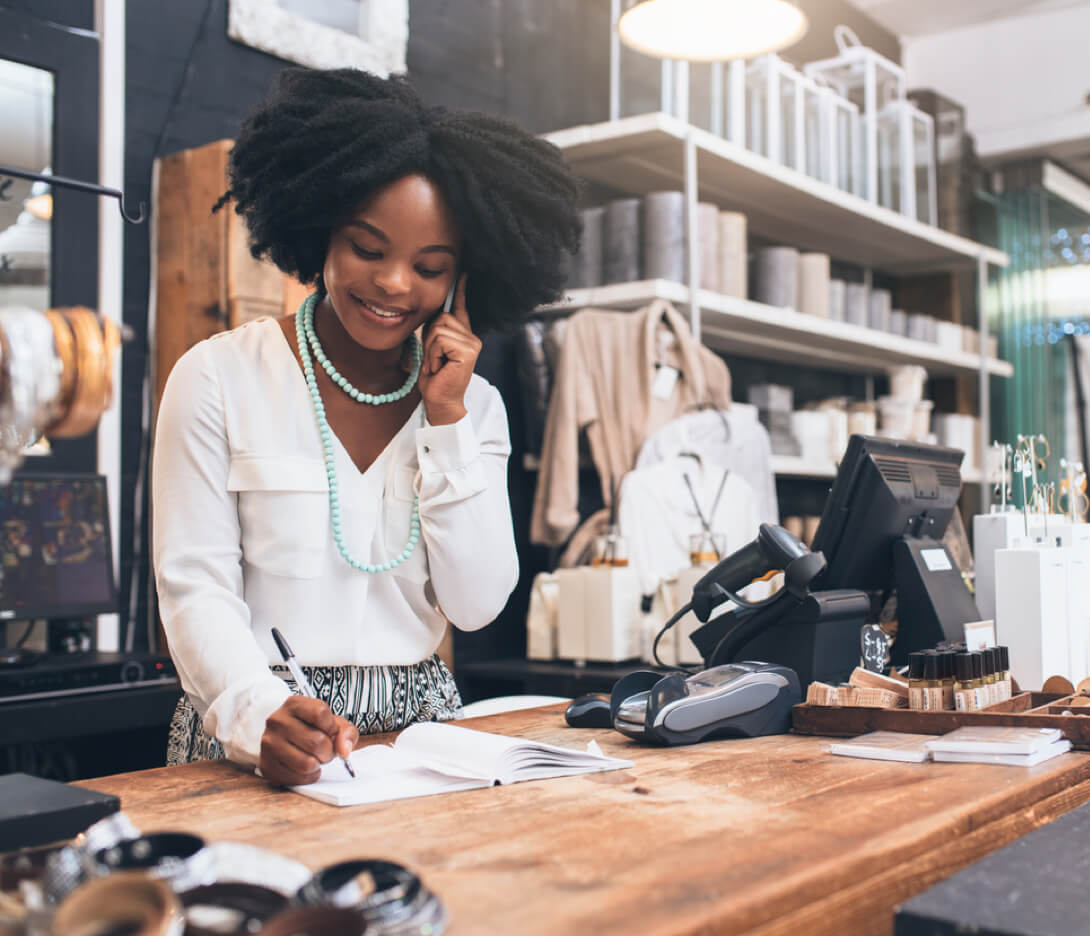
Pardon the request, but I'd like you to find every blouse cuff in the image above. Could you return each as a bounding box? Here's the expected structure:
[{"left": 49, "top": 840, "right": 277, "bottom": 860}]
[
  {"left": 206, "top": 675, "right": 293, "bottom": 767},
  {"left": 416, "top": 412, "right": 479, "bottom": 474}
]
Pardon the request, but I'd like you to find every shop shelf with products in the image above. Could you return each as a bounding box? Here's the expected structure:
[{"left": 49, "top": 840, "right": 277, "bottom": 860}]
[{"left": 542, "top": 112, "right": 1009, "bottom": 503}]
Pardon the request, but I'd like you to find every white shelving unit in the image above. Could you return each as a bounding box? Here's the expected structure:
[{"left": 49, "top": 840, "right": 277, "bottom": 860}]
[
  {"left": 542, "top": 111, "right": 1010, "bottom": 502},
  {"left": 542, "top": 280, "right": 1013, "bottom": 379},
  {"left": 544, "top": 113, "right": 1008, "bottom": 274}
]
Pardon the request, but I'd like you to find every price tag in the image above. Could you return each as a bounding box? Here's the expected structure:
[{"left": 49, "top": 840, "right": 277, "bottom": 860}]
[
  {"left": 652, "top": 365, "right": 679, "bottom": 401},
  {"left": 860, "top": 624, "right": 889, "bottom": 673}
]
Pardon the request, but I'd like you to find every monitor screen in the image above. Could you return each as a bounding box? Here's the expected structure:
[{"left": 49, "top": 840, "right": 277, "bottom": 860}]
[
  {"left": 811, "top": 435, "right": 964, "bottom": 593},
  {"left": 0, "top": 474, "right": 117, "bottom": 621}
]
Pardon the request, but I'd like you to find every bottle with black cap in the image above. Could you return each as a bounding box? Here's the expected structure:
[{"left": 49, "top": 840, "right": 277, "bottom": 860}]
[
  {"left": 939, "top": 651, "right": 956, "bottom": 710},
  {"left": 908, "top": 652, "right": 927, "bottom": 710},
  {"left": 954, "top": 652, "right": 980, "bottom": 712},
  {"left": 998, "top": 646, "right": 1012, "bottom": 700},
  {"left": 923, "top": 652, "right": 943, "bottom": 711}
]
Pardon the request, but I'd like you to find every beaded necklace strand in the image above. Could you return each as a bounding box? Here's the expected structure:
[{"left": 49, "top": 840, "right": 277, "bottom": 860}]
[{"left": 296, "top": 294, "right": 420, "bottom": 573}]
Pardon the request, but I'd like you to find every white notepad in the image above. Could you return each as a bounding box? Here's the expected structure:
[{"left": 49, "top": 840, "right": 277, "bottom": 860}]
[
  {"left": 828, "top": 731, "right": 941, "bottom": 763},
  {"left": 931, "top": 739, "right": 1072, "bottom": 767},
  {"left": 292, "top": 722, "right": 635, "bottom": 807},
  {"left": 924, "top": 726, "right": 1063, "bottom": 755}
]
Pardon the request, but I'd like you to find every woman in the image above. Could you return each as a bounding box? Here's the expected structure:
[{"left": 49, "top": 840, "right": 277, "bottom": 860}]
[{"left": 153, "top": 68, "right": 580, "bottom": 786}]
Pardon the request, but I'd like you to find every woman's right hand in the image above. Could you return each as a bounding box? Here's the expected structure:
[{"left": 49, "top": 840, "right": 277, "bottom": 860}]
[{"left": 259, "top": 696, "right": 358, "bottom": 786}]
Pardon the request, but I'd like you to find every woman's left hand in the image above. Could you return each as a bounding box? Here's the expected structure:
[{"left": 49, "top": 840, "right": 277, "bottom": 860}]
[{"left": 418, "top": 274, "right": 481, "bottom": 426}]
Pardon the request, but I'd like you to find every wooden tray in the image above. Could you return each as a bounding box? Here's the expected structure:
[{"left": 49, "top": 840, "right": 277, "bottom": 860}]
[{"left": 792, "top": 693, "right": 1090, "bottom": 750}]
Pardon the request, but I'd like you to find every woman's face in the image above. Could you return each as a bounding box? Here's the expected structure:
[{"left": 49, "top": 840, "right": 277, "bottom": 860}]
[{"left": 322, "top": 173, "right": 461, "bottom": 352}]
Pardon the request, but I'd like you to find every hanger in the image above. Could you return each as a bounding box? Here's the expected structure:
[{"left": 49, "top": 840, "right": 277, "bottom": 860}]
[{"left": 681, "top": 401, "right": 732, "bottom": 444}]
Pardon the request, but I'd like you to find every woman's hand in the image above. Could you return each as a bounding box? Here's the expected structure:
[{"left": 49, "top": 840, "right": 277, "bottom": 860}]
[
  {"left": 259, "top": 696, "right": 358, "bottom": 786},
  {"left": 417, "top": 274, "right": 481, "bottom": 426}
]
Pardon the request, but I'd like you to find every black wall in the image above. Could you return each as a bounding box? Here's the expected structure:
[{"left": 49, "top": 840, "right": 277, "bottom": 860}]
[{"left": 121, "top": 0, "right": 900, "bottom": 666}]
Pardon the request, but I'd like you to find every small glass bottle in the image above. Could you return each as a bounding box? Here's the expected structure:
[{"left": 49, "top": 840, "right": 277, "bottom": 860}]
[
  {"left": 998, "top": 646, "right": 1012, "bottom": 700},
  {"left": 592, "top": 526, "right": 629, "bottom": 567},
  {"left": 954, "top": 652, "right": 977, "bottom": 712},
  {"left": 689, "top": 531, "right": 726, "bottom": 568},
  {"left": 970, "top": 652, "right": 988, "bottom": 710},
  {"left": 908, "top": 652, "right": 927, "bottom": 710},
  {"left": 923, "top": 652, "right": 943, "bottom": 711},
  {"left": 939, "top": 651, "right": 956, "bottom": 710}
]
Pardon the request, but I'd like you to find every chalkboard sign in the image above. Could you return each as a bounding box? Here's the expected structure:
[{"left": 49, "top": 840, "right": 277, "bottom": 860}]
[{"left": 861, "top": 624, "right": 890, "bottom": 673}]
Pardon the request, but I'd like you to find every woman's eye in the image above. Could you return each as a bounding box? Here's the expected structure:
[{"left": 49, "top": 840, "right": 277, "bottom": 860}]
[
  {"left": 416, "top": 267, "right": 445, "bottom": 279},
  {"left": 349, "top": 241, "right": 381, "bottom": 260}
]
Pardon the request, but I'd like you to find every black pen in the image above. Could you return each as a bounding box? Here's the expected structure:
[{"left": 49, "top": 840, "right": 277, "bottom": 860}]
[{"left": 271, "top": 627, "right": 356, "bottom": 779}]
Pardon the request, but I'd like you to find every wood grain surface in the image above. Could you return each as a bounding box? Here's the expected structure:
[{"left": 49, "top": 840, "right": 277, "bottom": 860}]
[{"left": 74, "top": 706, "right": 1090, "bottom": 936}]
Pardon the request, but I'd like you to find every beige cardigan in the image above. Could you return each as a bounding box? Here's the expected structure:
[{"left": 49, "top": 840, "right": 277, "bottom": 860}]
[{"left": 530, "top": 300, "right": 732, "bottom": 548}]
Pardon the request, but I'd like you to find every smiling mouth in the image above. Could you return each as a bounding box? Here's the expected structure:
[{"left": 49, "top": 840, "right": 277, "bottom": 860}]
[{"left": 349, "top": 293, "right": 412, "bottom": 321}]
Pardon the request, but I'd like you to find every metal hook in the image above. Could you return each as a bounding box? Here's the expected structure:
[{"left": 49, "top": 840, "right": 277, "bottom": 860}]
[{"left": 0, "top": 165, "right": 146, "bottom": 225}]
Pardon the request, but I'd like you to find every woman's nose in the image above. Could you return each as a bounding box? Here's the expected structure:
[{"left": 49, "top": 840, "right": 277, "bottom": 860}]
[{"left": 373, "top": 262, "right": 411, "bottom": 295}]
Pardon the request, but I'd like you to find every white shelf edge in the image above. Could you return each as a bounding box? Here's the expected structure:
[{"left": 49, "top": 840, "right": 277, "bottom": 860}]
[
  {"left": 525, "top": 452, "right": 982, "bottom": 485},
  {"left": 544, "top": 112, "right": 1009, "bottom": 271},
  {"left": 540, "top": 280, "right": 1014, "bottom": 379}
]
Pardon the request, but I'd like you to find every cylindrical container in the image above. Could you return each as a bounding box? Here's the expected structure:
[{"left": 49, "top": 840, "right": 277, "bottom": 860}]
[
  {"left": 940, "top": 652, "right": 956, "bottom": 710},
  {"left": 877, "top": 395, "right": 914, "bottom": 439},
  {"left": 907, "top": 313, "right": 929, "bottom": 341},
  {"left": 923, "top": 652, "right": 943, "bottom": 711},
  {"left": 698, "top": 202, "right": 720, "bottom": 291},
  {"left": 889, "top": 308, "right": 907, "bottom": 336},
  {"left": 755, "top": 246, "right": 799, "bottom": 309},
  {"left": 798, "top": 253, "right": 831, "bottom": 318},
  {"left": 717, "top": 211, "right": 748, "bottom": 298},
  {"left": 888, "top": 364, "right": 927, "bottom": 402},
  {"left": 869, "top": 288, "right": 892, "bottom": 332},
  {"left": 912, "top": 400, "right": 934, "bottom": 441},
  {"left": 690, "top": 531, "right": 726, "bottom": 566},
  {"left": 847, "top": 401, "right": 877, "bottom": 437},
  {"left": 604, "top": 197, "right": 641, "bottom": 284},
  {"left": 828, "top": 279, "right": 846, "bottom": 322},
  {"left": 955, "top": 653, "right": 977, "bottom": 712},
  {"left": 845, "top": 283, "right": 869, "bottom": 327},
  {"left": 568, "top": 206, "right": 604, "bottom": 288},
  {"left": 825, "top": 408, "right": 849, "bottom": 461},
  {"left": 641, "top": 191, "right": 683, "bottom": 282},
  {"left": 791, "top": 410, "right": 832, "bottom": 462}
]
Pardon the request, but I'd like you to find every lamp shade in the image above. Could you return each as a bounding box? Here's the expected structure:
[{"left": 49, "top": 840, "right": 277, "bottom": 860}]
[{"left": 617, "top": 0, "right": 808, "bottom": 62}]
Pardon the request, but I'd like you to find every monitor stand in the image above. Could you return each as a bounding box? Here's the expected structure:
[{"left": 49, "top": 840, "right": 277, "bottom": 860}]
[{"left": 890, "top": 536, "right": 980, "bottom": 665}]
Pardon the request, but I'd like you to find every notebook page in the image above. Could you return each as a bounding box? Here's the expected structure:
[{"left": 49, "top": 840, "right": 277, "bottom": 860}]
[{"left": 295, "top": 744, "right": 488, "bottom": 807}]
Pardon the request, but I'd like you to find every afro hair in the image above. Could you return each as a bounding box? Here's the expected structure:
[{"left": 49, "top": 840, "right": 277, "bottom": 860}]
[{"left": 216, "top": 67, "right": 582, "bottom": 334}]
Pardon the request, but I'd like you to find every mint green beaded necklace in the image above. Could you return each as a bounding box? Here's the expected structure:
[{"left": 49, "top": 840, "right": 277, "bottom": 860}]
[{"left": 296, "top": 294, "right": 420, "bottom": 573}]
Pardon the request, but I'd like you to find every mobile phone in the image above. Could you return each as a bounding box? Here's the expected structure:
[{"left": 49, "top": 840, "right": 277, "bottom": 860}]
[{"left": 441, "top": 275, "right": 457, "bottom": 316}]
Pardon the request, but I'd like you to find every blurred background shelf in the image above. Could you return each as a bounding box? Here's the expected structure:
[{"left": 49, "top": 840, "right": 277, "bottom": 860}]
[
  {"left": 541, "top": 280, "right": 1013, "bottom": 379},
  {"left": 544, "top": 113, "right": 1009, "bottom": 275}
]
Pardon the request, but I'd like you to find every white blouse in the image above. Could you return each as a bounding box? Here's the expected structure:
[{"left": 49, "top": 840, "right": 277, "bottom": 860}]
[{"left": 152, "top": 318, "right": 518, "bottom": 766}]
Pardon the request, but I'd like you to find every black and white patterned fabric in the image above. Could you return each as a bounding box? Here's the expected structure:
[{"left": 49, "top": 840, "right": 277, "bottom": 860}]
[{"left": 166, "top": 654, "right": 462, "bottom": 765}]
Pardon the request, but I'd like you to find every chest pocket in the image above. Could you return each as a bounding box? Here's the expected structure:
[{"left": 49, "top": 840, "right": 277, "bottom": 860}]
[
  {"left": 228, "top": 454, "right": 328, "bottom": 579},
  {"left": 384, "top": 465, "right": 428, "bottom": 584}
]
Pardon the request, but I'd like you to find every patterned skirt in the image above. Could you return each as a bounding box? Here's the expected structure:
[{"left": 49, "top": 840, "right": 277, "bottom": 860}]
[{"left": 166, "top": 654, "right": 462, "bottom": 765}]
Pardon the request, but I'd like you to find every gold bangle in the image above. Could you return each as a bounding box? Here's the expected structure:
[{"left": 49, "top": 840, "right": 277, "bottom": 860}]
[
  {"left": 101, "top": 314, "right": 121, "bottom": 409},
  {"left": 43, "top": 309, "right": 77, "bottom": 423},
  {"left": 48, "top": 307, "right": 107, "bottom": 438}
]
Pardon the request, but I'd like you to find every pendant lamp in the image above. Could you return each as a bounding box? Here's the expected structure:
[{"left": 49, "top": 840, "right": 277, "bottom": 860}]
[{"left": 617, "top": 0, "right": 808, "bottom": 62}]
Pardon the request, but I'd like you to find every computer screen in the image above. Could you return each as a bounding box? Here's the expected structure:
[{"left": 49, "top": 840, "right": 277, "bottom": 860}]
[
  {"left": 0, "top": 474, "right": 117, "bottom": 621},
  {"left": 811, "top": 435, "right": 964, "bottom": 593}
]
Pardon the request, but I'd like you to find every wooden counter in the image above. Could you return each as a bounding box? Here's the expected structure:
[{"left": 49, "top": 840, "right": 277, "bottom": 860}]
[{"left": 75, "top": 705, "right": 1090, "bottom": 936}]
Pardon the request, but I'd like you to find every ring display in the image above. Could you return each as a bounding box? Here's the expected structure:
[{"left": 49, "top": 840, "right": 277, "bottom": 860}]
[
  {"left": 52, "top": 872, "right": 185, "bottom": 936},
  {"left": 179, "top": 882, "right": 288, "bottom": 936},
  {"left": 297, "top": 859, "right": 448, "bottom": 935},
  {"left": 93, "top": 832, "right": 215, "bottom": 893}
]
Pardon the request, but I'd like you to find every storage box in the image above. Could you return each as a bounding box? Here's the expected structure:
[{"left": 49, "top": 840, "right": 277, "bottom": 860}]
[{"left": 556, "top": 566, "right": 642, "bottom": 663}]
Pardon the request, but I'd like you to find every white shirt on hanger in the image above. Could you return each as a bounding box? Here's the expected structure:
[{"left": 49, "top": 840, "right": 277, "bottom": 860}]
[
  {"left": 152, "top": 318, "right": 518, "bottom": 765},
  {"left": 618, "top": 456, "right": 760, "bottom": 597}
]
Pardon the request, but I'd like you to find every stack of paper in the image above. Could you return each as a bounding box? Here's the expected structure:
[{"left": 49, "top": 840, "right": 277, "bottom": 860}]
[
  {"left": 828, "top": 731, "right": 941, "bottom": 762},
  {"left": 924, "top": 727, "right": 1071, "bottom": 766}
]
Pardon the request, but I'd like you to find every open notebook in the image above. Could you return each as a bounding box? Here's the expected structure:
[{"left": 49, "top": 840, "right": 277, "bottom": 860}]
[{"left": 293, "top": 722, "right": 635, "bottom": 807}]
